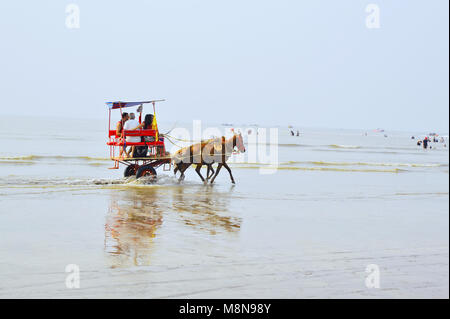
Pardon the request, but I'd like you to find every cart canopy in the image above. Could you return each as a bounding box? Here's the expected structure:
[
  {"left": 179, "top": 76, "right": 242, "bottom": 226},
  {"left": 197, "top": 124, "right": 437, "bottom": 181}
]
[{"left": 106, "top": 100, "right": 164, "bottom": 110}]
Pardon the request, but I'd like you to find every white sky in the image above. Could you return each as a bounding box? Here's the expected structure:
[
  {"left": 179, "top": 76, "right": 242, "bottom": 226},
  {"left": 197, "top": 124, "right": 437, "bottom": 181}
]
[{"left": 0, "top": 0, "right": 448, "bottom": 132}]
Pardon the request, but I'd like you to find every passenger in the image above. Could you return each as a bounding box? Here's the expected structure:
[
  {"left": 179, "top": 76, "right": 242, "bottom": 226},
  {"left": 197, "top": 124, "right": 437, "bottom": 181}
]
[
  {"left": 134, "top": 114, "right": 156, "bottom": 133},
  {"left": 123, "top": 113, "right": 140, "bottom": 158},
  {"left": 116, "top": 112, "right": 129, "bottom": 138},
  {"left": 116, "top": 112, "right": 129, "bottom": 157},
  {"left": 132, "top": 114, "right": 163, "bottom": 156}
]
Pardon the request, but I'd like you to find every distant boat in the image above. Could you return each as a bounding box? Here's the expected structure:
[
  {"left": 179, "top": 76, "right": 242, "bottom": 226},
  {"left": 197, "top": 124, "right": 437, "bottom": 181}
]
[{"left": 373, "top": 128, "right": 385, "bottom": 133}]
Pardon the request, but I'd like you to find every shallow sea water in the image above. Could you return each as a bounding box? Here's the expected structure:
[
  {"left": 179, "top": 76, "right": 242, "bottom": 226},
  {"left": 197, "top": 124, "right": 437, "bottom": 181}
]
[{"left": 0, "top": 117, "right": 448, "bottom": 298}]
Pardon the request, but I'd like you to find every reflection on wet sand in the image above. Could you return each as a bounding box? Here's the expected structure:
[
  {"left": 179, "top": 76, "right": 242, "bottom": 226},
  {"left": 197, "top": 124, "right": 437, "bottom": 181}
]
[
  {"left": 172, "top": 186, "right": 241, "bottom": 235},
  {"left": 105, "top": 187, "right": 164, "bottom": 268},
  {"left": 105, "top": 183, "right": 241, "bottom": 268}
]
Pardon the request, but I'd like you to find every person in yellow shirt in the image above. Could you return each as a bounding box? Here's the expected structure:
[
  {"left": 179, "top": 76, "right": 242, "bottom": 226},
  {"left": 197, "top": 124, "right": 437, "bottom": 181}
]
[
  {"left": 131, "top": 114, "right": 164, "bottom": 155},
  {"left": 134, "top": 114, "right": 157, "bottom": 132}
]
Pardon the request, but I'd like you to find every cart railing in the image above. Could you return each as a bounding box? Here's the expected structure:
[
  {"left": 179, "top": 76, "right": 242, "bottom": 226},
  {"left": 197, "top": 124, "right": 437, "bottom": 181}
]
[
  {"left": 108, "top": 129, "right": 158, "bottom": 138},
  {"left": 107, "top": 128, "right": 166, "bottom": 162}
]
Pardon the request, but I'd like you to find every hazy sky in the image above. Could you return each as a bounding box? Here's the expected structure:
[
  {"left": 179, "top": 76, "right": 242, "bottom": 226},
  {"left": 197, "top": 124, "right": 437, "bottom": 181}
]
[{"left": 0, "top": 1, "right": 448, "bottom": 132}]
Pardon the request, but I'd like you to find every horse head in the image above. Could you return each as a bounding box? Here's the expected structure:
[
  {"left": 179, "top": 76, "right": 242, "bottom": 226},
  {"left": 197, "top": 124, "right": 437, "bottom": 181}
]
[{"left": 234, "top": 132, "right": 246, "bottom": 153}]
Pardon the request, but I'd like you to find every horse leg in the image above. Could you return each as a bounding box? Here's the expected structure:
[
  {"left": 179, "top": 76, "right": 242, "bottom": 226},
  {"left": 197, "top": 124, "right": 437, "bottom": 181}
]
[
  {"left": 174, "top": 162, "right": 187, "bottom": 176},
  {"left": 195, "top": 164, "right": 205, "bottom": 182},
  {"left": 178, "top": 163, "right": 190, "bottom": 181},
  {"left": 178, "top": 168, "right": 185, "bottom": 181},
  {"left": 210, "top": 164, "right": 223, "bottom": 184},
  {"left": 207, "top": 164, "right": 215, "bottom": 180},
  {"left": 222, "top": 163, "right": 235, "bottom": 184}
]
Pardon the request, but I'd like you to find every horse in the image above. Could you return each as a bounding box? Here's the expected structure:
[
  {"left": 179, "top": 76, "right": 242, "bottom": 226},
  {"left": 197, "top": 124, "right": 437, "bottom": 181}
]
[
  {"left": 172, "top": 137, "right": 218, "bottom": 182},
  {"left": 172, "top": 133, "right": 246, "bottom": 184}
]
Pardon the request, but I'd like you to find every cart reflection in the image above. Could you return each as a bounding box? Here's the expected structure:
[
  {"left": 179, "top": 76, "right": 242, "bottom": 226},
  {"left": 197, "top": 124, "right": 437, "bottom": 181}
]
[
  {"left": 104, "top": 184, "right": 241, "bottom": 268},
  {"left": 105, "top": 187, "right": 164, "bottom": 268}
]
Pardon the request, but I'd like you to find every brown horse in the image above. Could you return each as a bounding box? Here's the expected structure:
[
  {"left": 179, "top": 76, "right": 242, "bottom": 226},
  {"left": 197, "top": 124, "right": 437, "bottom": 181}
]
[{"left": 172, "top": 133, "right": 246, "bottom": 184}]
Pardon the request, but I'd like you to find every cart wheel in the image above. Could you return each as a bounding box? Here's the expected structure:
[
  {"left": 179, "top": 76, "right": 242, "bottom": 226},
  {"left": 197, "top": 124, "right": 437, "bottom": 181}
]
[
  {"left": 124, "top": 164, "right": 139, "bottom": 177},
  {"left": 136, "top": 164, "right": 157, "bottom": 180}
]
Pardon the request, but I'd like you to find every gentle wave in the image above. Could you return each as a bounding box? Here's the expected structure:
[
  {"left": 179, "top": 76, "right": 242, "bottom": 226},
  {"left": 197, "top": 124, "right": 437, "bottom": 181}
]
[
  {"left": 231, "top": 165, "right": 406, "bottom": 173},
  {"left": 277, "top": 143, "right": 308, "bottom": 148},
  {"left": 0, "top": 160, "right": 36, "bottom": 165},
  {"left": 394, "top": 192, "right": 449, "bottom": 196},
  {"left": 0, "top": 155, "right": 109, "bottom": 161},
  {"left": 255, "top": 143, "right": 361, "bottom": 149},
  {"left": 0, "top": 175, "right": 185, "bottom": 188},
  {"left": 280, "top": 161, "right": 448, "bottom": 168},
  {"left": 328, "top": 144, "right": 362, "bottom": 149}
]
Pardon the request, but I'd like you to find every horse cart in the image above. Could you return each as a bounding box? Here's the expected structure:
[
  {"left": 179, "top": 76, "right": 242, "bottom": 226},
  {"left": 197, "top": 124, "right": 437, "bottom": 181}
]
[{"left": 106, "top": 100, "right": 171, "bottom": 179}]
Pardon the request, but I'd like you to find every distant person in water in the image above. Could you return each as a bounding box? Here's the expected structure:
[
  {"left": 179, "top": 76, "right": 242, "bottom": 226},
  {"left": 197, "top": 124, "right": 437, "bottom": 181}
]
[
  {"left": 290, "top": 130, "right": 294, "bottom": 136},
  {"left": 423, "top": 137, "right": 429, "bottom": 149},
  {"left": 296, "top": 130, "right": 300, "bottom": 136}
]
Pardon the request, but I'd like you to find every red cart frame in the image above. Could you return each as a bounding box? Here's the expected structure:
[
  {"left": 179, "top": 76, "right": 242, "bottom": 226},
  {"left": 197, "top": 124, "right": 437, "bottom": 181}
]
[{"left": 106, "top": 100, "right": 171, "bottom": 178}]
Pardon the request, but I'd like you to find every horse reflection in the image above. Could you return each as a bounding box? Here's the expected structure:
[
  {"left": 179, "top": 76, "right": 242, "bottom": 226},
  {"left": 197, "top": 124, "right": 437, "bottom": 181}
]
[
  {"left": 172, "top": 186, "right": 241, "bottom": 235},
  {"left": 105, "top": 184, "right": 242, "bottom": 268},
  {"left": 105, "top": 188, "right": 163, "bottom": 268}
]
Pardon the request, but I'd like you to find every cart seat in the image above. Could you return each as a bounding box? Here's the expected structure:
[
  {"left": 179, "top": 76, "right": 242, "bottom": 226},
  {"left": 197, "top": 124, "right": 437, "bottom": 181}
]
[{"left": 108, "top": 129, "right": 158, "bottom": 138}]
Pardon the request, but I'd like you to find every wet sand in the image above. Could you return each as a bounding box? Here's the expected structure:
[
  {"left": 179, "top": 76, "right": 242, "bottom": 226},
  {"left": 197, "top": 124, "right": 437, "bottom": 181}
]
[{"left": 0, "top": 171, "right": 448, "bottom": 298}]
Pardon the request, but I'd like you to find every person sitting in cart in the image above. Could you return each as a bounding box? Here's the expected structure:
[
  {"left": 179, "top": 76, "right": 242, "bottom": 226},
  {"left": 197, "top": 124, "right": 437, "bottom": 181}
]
[
  {"left": 131, "top": 114, "right": 165, "bottom": 156},
  {"left": 133, "top": 114, "right": 157, "bottom": 140},
  {"left": 116, "top": 112, "right": 129, "bottom": 138},
  {"left": 116, "top": 112, "right": 129, "bottom": 157},
  {"left": 123, "top": 113, "right": 140, "bottom": 158}
]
